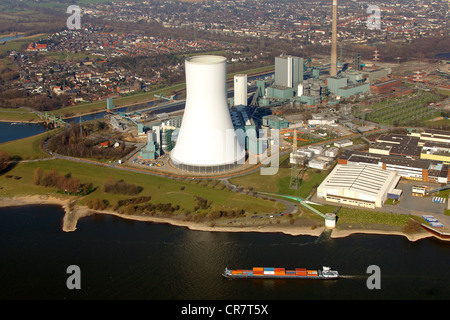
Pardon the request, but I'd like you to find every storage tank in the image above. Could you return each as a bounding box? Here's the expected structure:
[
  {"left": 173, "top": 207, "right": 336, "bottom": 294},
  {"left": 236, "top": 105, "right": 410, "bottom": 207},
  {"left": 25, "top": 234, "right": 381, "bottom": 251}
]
[
  {"left": 170, "top": 55, "right": 246, "bottom": 173},
  {"left": 297, "top": 83, "right": 303, "bottom": 97},
  {"left": 234, "top": 74, "right": 248, "bottom": 107},
  {"left": 325, "top": 213, "right": 336, "bottom": 228}
]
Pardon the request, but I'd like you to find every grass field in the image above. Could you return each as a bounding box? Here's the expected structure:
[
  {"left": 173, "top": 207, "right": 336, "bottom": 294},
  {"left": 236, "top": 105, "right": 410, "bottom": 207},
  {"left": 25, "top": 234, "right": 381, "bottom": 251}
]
[
  {"left": 230, "top": 154, "right": 330, "bottom": 199},
  {"left": 0, "top": 129, "right": 61, "bottom": 160},
  {"left": 0, "top": 127, "right": 284, "bottom": 216},
  {"left": 309, "top": 203, "right": 412, "bottom": 227},
  {"left": 0, "top": 108, "right": 40, "bottom": 122},
  {"left": 0, "top": 158, "right": 285, "bottom": 216}
]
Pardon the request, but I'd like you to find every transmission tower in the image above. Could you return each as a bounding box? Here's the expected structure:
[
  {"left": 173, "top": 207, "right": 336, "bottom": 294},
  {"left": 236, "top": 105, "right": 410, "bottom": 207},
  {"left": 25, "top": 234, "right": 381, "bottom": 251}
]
[
  {"left": 289, "top": 125, "right": 301, "bottom": 190},
  {"left": 373, "top": 48, "right": 380, "bottom": 61}
]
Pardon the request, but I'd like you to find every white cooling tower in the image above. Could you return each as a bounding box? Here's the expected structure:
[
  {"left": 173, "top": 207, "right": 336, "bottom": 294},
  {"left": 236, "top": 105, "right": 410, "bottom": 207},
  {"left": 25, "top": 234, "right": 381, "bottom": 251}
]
[{"left": 170, "top": 55, "right": 246, "bottom": 173}]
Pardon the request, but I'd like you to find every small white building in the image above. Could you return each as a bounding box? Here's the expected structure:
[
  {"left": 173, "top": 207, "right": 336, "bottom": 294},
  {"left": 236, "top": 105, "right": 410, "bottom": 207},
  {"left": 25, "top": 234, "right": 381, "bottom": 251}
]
[
  {"left": 307, "top": 113, "right": 337, "bottom": 126},
  {"left": 325, "top": 147, "right": 339, "bottom": 158},
  {"left": 308, "top": 145, "right": 323, "bottom": 155},
  {"left": 308, "top": 159, "right": 328, "bottom": 170},
  {"left": 334, "top": 139, "right": 353, "bottom": 148}
]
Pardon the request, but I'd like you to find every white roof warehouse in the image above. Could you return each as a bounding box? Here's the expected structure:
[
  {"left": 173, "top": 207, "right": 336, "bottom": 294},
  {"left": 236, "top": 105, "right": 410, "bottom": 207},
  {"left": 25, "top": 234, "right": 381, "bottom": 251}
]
[{"left": 317, "top": 164, "right": 401, "bottom": 209}]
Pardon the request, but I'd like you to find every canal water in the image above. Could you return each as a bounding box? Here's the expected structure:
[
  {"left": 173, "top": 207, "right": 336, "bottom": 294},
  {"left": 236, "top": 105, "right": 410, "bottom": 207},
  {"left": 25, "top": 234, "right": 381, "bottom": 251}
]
[
  {"left": 0, "top": 122, "right": 47, "bottom": 144},
  {"left": 0, "top": 205, "right": 449, "bottom": 301}
]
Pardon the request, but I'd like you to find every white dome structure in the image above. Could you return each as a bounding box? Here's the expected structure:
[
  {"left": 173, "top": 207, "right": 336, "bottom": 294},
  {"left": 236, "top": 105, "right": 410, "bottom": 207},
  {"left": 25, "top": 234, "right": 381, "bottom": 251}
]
[{"left": 170, "top": 55, "right": 246, "bottom": 173}]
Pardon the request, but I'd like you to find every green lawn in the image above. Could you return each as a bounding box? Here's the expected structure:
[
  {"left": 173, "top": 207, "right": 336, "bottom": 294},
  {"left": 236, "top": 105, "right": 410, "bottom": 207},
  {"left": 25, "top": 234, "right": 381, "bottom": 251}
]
[
  {"left": 0, "top": 129, "right": 60, "bottom": 160},
  {"left": 0, "top": 127, "right": 284, "bottom": 215},
  {"left": 336, "top": 207, "right": 411, "bottom": 227},
  {"left": 230, "top": 154, "right": 330, "bottom": 199},
  {"left": 0, "top": 108, "right": 40, "bottom": 122},
  {"left": 1, "top": 159, "right": 285, "bottom": 215}
]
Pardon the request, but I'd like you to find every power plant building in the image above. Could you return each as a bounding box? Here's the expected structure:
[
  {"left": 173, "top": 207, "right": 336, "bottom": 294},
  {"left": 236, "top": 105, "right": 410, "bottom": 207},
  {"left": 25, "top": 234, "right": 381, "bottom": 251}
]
[
  {"left": 170, "top": 55, "right": 245, "bottom": 173},
  {"left": 140, "top": 128, "right": 161, "bottom": 160},
  {"left": 274, "top": 55, "right": 304, "bottom": 89},
  {"left": 327, "top": 74, "right": 370, "bottom": 98},
  {"left": 266, "top": 55, "right": 304, "bottom": 99}
]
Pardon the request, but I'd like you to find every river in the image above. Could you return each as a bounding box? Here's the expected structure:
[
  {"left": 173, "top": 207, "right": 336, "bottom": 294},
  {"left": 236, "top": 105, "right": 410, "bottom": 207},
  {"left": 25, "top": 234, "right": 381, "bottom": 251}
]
[
  {"left": 0, "top": 122, "right": 47, "bottom": 144},
  {"left": 0, "top": 205, "right": 449, "bottom": 301}
]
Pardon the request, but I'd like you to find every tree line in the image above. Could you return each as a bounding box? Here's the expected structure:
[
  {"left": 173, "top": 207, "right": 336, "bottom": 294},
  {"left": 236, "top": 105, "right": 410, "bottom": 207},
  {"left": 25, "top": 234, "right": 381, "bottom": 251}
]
[
  {"left": 103, "top": 176, "right": 143, "bottom": 196},
  {"left": 47, "top": 123, "right": 135, "bottom": 160},
  {"left": 32, "top": 167, "right": 94, "bottom": 195}
]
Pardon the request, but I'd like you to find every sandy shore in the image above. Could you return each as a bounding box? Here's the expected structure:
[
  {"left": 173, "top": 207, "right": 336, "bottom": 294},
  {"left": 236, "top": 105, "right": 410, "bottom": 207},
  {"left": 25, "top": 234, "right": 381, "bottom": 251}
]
[{"left": 0, "top": 195, "right": 433, "bottom": 242}]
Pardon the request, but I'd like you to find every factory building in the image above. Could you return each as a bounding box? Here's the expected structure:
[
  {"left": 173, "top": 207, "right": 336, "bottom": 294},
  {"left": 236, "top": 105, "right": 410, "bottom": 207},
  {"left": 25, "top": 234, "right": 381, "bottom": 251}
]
[
  {"left": 409, "top": 129, "right": 450, "bottom": 144},
  {"left": 140, "top": 128, "right": 161, "bottom": 160},
  {"left": 334, "top": 139, "right": 353, "bottom": 148},
  {"left": 336, "top": 83, "right": 370, "bottom": 98},
  {"left": 170, "top": 55, "right": 245, "bottom": 173},
  {"left": 338, "top": 150, "right": 450, "bottom": 184},
  {"left": 420, "top": 142, "right": 450, "bottom": 164},
  {"left": 326, "top": 74, "right": 370, "bottom": 99},
  {"left": 262, "top": 115, "right": 289, "bottom": 130},
  {"left": 369, "top": 134, "right": 422, "bottom": 158},
  {"left": 363, "top": 68, "right": 392, "bottom": 82},
  {"left": 266, "top": 55, "right": 304, "bottom": 99},
  {"left": 326, "top": 77, "right": 348, "bottom": 94},
  {"left": 161, "top": 126, "right": 175, "bottom": 152},
  {"left": 370, "top": 79, "right": 402, "bottom": 95},
  {"left": 307, "top": 113, "right": 337, "bottom": 126},
  {"left": 274, "top": 55, "right": 304, "bottom": 88},
  {"left": 317, "top": 164, "right": 401, "bottom": 209}
]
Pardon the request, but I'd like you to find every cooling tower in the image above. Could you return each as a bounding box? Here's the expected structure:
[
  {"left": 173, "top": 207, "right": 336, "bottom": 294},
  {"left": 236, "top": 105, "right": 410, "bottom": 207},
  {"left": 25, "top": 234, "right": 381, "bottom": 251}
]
[
  {"left": 170, "top": 55, "right": 246, "bottom": 173},
  {"left": 330, "top": 0, "right": 338, "bottom": 77}
]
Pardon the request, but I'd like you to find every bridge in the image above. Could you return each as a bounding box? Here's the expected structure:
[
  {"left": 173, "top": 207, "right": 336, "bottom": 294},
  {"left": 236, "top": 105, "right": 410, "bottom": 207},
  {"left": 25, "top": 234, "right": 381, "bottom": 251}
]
[{"left": 21, "top": 107, "right": 69, "bottom": 128}]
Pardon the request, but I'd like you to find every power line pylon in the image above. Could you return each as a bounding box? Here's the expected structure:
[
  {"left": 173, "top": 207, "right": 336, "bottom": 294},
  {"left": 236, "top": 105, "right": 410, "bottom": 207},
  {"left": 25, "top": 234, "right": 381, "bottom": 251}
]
[{"left": 289, "top": 125, "right": 301, "bottom": 190}]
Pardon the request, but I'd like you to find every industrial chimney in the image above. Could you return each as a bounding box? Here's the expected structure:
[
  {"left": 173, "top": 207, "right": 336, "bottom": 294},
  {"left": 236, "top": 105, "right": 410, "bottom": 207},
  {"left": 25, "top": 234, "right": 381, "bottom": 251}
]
[
  {"left": 170, "top": 55, "right": 246, "bottom": 174},
  {"left": 330, "top": 0, "right": 338, "bottom": 77}
]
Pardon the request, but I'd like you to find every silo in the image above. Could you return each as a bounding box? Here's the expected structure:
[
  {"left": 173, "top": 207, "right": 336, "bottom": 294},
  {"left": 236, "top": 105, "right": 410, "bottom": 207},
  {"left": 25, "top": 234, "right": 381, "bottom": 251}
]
[
  {"left": 234, "top": 74, "right": 248, "bottom": 107},
  {"left": 170, "top": 55, "right": 246, "bottom": 173},
  {"left": 297, "top": 83, "right": 303, "bottom": 97}
]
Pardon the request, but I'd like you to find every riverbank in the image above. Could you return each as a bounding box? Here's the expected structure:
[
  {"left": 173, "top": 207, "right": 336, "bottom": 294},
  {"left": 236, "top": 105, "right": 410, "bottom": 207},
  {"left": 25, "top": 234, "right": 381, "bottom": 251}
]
[{"left": 0, "top": 195, "right": 433, "bottom": 242}]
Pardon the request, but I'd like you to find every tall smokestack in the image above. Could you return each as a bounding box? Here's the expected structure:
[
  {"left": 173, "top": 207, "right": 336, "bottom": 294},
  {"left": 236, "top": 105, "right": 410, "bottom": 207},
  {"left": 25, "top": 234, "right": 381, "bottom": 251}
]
[{"left": 330, "top": 0, "right": 338, "bottom": 77}]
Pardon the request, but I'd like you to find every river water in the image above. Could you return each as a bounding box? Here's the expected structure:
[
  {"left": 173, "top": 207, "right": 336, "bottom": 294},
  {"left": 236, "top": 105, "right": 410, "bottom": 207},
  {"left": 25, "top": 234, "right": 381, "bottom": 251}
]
[
  {"left": 0, "top": 122, "right": 47, "bottom": 144},
  {"left": 0, "top": 205, "right": 449, "bottom": 301}
]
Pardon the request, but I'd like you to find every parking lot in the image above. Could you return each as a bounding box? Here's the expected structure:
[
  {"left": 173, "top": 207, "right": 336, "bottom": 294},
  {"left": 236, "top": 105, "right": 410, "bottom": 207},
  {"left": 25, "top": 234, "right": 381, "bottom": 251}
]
[{"left": 387, "top": 180, "right": 447, "bottom": 216}]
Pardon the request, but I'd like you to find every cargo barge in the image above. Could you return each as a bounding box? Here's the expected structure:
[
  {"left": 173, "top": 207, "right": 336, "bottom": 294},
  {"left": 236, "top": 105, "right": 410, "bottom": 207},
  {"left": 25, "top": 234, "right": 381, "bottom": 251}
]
[{"left": 222, "top": 266, "right": 339, "bottom": 279}]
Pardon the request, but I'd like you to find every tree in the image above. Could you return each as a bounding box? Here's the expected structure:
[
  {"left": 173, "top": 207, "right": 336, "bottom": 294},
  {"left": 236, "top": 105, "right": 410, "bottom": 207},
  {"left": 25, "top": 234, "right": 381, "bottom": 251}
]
[
  {"left": 0, "top": 150, "right": 10, "bottom": 173},
  {"left": 33, "top": 167, "right": 44, "bottom": 185}
]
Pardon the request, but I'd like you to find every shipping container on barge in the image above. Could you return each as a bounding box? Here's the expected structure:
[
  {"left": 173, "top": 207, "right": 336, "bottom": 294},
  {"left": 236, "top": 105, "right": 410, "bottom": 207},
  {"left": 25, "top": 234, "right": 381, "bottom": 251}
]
[{"left": 222, "top": 266, "right": 339, "bottom": 279}]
